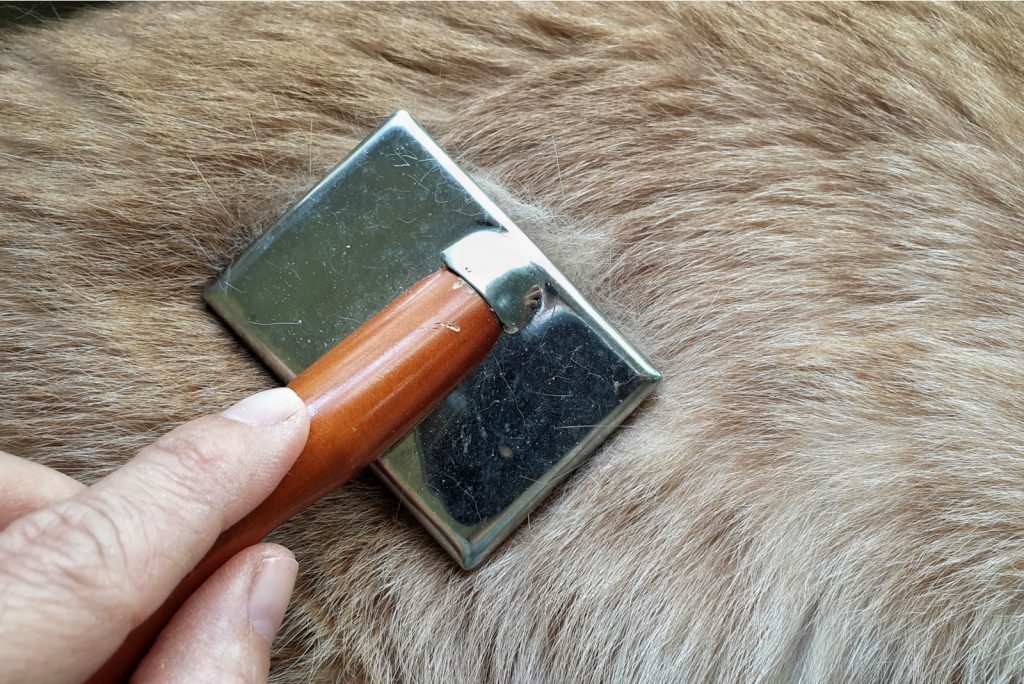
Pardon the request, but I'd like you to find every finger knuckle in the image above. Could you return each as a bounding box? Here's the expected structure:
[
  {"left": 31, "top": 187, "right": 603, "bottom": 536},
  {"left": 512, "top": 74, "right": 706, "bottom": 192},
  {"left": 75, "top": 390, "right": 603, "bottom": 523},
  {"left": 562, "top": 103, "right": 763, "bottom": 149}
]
[
  {"left": 1, "top": 497, "right": 135, "bottom": 620},
  {"left": 152, "top": 425, "right": 224, "bottom": 474},
  {"left": 145, "top": 425, "right": 229, "bottom": 506}
]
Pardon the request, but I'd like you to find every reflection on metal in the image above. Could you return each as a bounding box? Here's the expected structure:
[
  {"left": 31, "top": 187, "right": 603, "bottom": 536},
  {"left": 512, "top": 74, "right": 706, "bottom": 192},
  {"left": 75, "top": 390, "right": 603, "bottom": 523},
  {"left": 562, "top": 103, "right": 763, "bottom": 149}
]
[
  {"left": 443, "top": 229, "right": 548, "bottom": 334},
  {"left": 205, "top": 111, "right": 661, "bottom": 569}
]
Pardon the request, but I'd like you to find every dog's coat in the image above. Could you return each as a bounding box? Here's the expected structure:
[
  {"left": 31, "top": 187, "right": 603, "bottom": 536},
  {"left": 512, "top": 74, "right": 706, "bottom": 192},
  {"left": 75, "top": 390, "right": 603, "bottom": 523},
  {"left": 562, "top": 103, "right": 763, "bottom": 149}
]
[{"left": 2, "top": 3, "right": 1024, "bottom": 681}]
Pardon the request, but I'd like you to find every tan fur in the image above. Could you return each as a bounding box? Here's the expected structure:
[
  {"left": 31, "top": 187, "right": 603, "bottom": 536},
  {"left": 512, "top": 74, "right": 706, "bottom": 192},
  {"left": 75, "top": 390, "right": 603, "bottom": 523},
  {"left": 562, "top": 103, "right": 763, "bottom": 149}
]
[{"left": 3, "top": 3, "right": 1024, "bottom": 681}]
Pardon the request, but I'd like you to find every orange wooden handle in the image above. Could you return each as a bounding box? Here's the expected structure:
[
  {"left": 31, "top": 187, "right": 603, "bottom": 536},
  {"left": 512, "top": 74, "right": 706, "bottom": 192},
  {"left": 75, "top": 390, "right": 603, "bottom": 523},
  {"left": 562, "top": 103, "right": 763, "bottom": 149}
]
[{"left": 87, "top": 269, "right": 500, "bottom": 683}]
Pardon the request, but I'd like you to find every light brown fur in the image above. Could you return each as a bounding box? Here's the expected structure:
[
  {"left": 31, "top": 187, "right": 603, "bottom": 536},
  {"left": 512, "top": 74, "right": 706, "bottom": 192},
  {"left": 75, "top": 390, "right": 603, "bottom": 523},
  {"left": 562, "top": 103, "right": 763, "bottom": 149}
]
[{"left": 3, "top": 2, "right": 1024, "bottom": 681}]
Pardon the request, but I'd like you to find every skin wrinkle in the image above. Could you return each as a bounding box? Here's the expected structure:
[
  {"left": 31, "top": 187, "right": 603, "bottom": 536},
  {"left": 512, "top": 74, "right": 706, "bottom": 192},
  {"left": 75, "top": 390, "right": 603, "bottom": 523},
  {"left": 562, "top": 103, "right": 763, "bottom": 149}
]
[
  {"left": 0, "top": 502, "right": 139, "bottom": 666},
  {"left": 93, "top": 466, "right": 217, "bottom": 609},
  {"left": 1, "top": 2, "right": 1024, "bottom": 682}
]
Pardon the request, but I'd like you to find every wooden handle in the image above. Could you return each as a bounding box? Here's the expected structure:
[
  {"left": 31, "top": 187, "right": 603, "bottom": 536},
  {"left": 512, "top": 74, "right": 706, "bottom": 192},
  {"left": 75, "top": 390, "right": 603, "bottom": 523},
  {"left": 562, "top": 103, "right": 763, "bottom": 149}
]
[{"left": 87, "top": 269, "right": 501, "bottom": 683}]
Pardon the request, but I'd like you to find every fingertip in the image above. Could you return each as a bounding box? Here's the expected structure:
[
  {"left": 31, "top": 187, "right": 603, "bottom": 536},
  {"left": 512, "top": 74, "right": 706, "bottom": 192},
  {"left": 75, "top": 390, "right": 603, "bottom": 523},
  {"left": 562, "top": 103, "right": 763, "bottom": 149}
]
[
  {"left": 248, "top": 545, "right": 297, "bottom": 644},
  {"left": 222, "top": 387, "right": 306, "bottom": 428}
]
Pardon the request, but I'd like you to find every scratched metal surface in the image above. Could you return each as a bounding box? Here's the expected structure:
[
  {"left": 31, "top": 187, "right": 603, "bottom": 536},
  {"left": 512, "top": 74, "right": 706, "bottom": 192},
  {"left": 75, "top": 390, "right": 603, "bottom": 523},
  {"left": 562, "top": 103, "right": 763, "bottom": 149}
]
[{"left": 205, "top": 112, "right": 660, "bottom": 569}]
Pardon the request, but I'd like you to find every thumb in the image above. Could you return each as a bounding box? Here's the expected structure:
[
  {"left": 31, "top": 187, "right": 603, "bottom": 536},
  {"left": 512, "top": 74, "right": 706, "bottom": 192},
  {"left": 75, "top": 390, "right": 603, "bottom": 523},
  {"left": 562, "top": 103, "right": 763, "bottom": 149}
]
[{"left": 131, "top": 543, "right": 298, "bottom": 684}]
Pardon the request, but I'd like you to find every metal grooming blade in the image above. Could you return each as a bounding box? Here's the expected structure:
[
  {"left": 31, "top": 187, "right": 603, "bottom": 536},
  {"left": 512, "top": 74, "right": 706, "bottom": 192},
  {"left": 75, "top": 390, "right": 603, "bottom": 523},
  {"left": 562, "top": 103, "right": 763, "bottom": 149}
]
[{"left": 204, "top": 111, "right": 661, "bottom": 569}]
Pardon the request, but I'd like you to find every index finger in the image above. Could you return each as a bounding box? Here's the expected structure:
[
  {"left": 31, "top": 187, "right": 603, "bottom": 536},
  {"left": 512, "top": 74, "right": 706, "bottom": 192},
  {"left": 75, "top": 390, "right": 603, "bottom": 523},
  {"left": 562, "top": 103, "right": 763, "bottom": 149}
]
[{"left": 0, "top": 387, "right": 309, "bottom": 684}]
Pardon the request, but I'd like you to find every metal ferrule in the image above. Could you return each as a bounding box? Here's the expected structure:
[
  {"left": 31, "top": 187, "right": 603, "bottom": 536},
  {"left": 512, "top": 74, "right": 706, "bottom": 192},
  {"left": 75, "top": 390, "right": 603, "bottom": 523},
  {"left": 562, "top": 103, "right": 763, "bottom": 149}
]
[{"left": 442, "top": 230, "right": 546, "bottom": 334}]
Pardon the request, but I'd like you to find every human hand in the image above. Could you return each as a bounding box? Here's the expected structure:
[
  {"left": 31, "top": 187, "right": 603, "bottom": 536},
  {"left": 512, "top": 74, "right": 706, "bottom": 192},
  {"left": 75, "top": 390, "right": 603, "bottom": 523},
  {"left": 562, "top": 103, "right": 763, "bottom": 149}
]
[{"left": 0, "top": 387, "right": 310, "bottom": 683}]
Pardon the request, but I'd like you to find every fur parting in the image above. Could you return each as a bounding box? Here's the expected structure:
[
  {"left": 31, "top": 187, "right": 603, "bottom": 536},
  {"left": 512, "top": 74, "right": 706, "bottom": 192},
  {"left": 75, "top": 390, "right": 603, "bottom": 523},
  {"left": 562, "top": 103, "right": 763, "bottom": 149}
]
[{"left": 2, "top": 2, "right": 1024, "bottom": 681}]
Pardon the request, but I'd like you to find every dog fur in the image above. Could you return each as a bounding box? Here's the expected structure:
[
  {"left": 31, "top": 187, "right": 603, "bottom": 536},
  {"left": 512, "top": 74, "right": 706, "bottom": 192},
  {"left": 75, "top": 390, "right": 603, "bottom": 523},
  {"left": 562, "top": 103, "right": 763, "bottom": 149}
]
[{"left": 3, "top": 2, "right": 1024, "bottom": 681}]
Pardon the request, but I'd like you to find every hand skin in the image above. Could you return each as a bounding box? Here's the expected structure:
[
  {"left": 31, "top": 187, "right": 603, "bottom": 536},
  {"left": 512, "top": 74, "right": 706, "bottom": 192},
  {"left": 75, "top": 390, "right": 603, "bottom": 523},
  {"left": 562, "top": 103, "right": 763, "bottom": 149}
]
[{"left": 0, "top": 387, "right": 310, "bottom": 684}]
